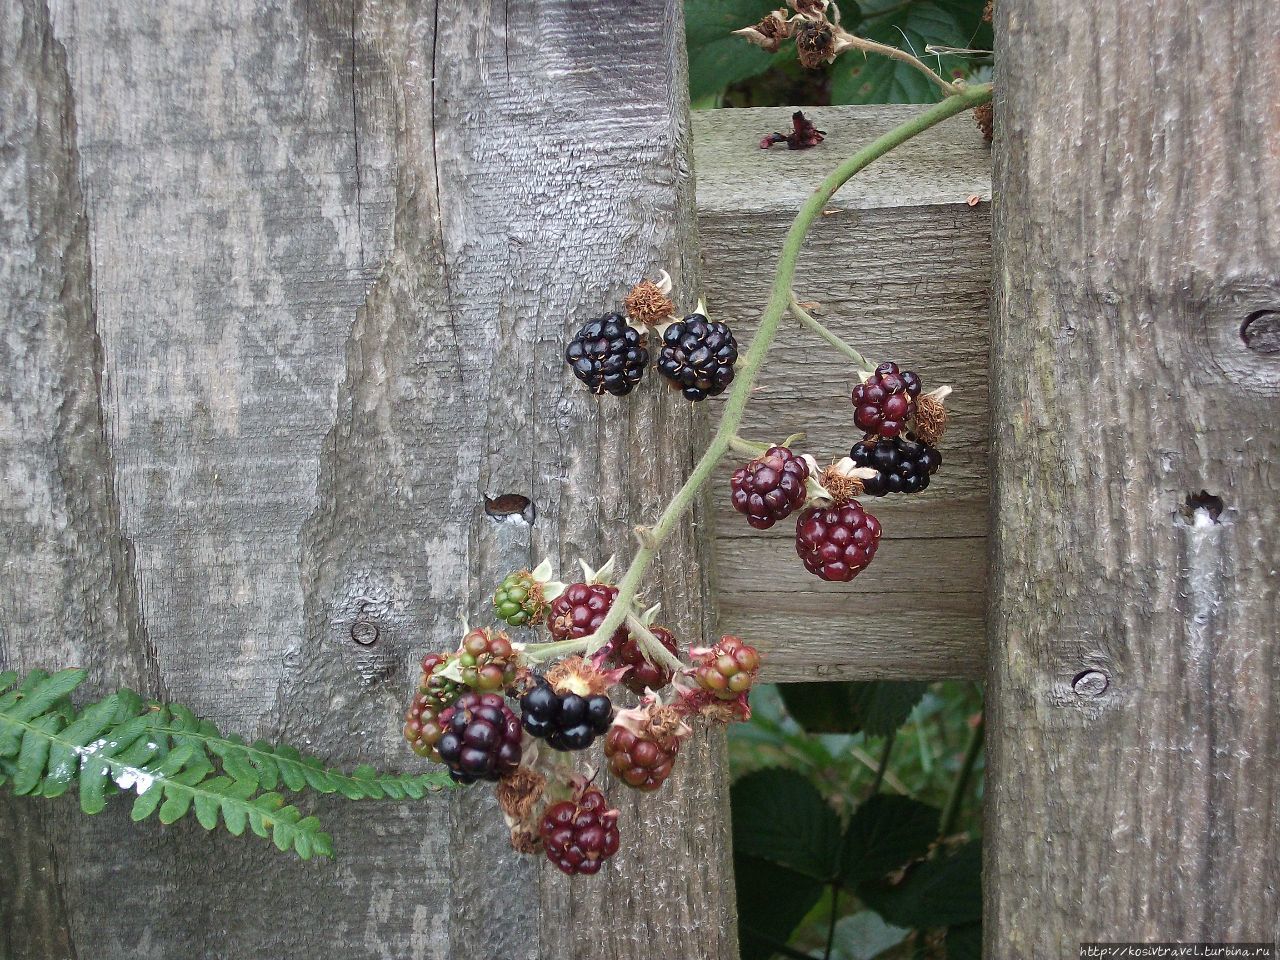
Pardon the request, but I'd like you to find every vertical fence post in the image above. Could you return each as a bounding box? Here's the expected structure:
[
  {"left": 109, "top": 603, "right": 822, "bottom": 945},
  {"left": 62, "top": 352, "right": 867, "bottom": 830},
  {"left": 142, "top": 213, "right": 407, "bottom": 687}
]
[
  {"left": 986, "top": 0, "right": 1280, "bottom": 953},
  {"left": 0, "top": 1, "right": 735, "bottom": 957}
]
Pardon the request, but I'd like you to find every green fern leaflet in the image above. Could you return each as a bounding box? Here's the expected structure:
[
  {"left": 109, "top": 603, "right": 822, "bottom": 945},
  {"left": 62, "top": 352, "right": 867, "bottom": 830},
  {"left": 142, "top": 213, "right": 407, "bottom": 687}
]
[{"left": 0, "top": 669, "right": 452, "bottom": 860}]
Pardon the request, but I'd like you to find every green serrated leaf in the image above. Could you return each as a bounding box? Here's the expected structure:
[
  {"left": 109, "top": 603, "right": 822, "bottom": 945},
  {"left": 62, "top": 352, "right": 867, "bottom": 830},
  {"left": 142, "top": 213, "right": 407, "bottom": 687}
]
[
  {"left": 685, "top": 0, "right": 789, "bottom": 101},
  {"left": 79, "top": 754, "right": 111, "bottom": 814},
  {"left": 734, "top": 853, "right": 825, "bottom": 960},
  {"left": 832, "top": 0, "right": 991, "bottom": 105},
  {"left": 731, "top": 768, "right": 842, "bottom": 881},
  {"left": 779, "top": 681, "right": 927, "bottom": 736},
  {"left": 312, "top": 831, "right": 334, "bottom": 860},
  {"left": 840, "top": 794, "right": 940, "bottom": 886},
  {"left": 248, "top": 740, "right": 281, "bottom": 790},
  {"left": 0, "top": 671, "right": 19, "bottom": 692},
  {"left": 858, "top": 840, "right": 982, "bottom": 929}
]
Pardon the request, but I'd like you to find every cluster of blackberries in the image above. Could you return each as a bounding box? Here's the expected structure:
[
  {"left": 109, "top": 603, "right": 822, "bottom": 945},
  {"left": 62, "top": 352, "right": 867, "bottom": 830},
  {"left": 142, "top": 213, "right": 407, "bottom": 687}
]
[
  {"left": 566, "top": 311, "right": 738, "bottom": 401},
  {"left": 726, "top": 358, "right": 949, "bottom": 583},
  {"left": 564, "top": 279, "right": 739, "bottom": 402},
  {"left": 405, "top": 553, "right": 765, "bottom": 877},
  {"left": 520, "top": 678, "right": 614, "bottom": 751}
]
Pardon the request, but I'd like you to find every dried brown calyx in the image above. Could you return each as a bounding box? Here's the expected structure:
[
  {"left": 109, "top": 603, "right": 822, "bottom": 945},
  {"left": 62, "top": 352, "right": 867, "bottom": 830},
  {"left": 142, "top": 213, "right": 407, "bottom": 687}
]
[
  {"left": 732, "top": 9, "right": 793, "bottom": 53},
  {"left": 911, "top": 386, "right": 951, "bottom": 446},
  {"left": 624, "top": 271, "right": 676, "bottom": 327},
  {"left": 973, "top": 102, "right": 993, "bottom": 143},
  {"left": 496, "top": 766, "right": 546, "bottom": 822},
  {"left": 543, "top": 655, "right": 627, "bottom": 698}
]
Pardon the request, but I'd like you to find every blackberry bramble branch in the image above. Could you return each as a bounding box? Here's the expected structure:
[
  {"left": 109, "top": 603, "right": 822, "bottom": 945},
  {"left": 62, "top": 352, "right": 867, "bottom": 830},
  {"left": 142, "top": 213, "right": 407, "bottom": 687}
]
[
  {"left": 547, "top": 84, "right": 989, "bottom": 657},
  {"left": 405, "top": 82, "right": 990, "bottom": 878}
]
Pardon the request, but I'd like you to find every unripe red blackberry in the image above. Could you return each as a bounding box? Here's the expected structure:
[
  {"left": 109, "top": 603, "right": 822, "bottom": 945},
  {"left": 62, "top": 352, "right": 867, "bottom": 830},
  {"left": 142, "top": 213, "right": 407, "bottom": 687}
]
[
  {"left": 795, "top": 502, "right": 881, "bottom": 581},
  {"left": 548, "top": 582, "right": 629, "bottom": 646},
  {"left": 849, "top": 436, "right": 942, "bottom": 496},
  {"left": 730, "top": 445, "right": 810, "bottom": 529},
  {"left": 656, "top": 314, "right": 739, "bottom": 401},
  {"left": 403, "top": 697, "right": 446, "bottom": 760},
  {"left": 403, "top": 651, "right": 459, "bottom": 757},
  {"left": 852, "top": 362, "right": 922, "bottom": 438},
  {"left": 436, "top": 692, "right": 522, "bottom": 784},
  {"left": 610, "top": 625, "right": 679, "bottom": 695},
  {"left": 565, "top": 314, "right": 649, "bottom": 397},
  {"left": 457, "top": 627, "right": 518, "bottom": 692},
  {"left": 691, "top": 635, "right": 761, "bottom": 701},
  {"left": 605, "top": 700, "right": 692, "bottom": 792},
  {"left": 539, "top": 782, "right": 621, "bottom": 875}
]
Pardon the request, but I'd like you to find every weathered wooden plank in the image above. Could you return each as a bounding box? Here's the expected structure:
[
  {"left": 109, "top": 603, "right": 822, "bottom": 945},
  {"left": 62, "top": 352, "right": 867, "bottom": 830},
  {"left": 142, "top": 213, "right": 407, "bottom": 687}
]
[
  {"left": 1, "top": 1, "right": 732, "bottom": 959},
  {"left": 987, "top": 0, "right": 1280, "bottom": 953},
  {"left": 696, "top": 106, "right": 992, "bottom": 680}
]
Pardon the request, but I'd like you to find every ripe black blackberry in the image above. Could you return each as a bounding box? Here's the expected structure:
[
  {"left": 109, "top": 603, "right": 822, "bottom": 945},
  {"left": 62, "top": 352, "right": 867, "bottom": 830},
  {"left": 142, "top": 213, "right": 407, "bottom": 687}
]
[
  {"left": 849, "top": 437, "right": 942, "bottom": 496},
  {"left": 852, "top": 361, "right": 922, "bottom": 438},
  {"left": 565, "top": 314, "right": 649, "bottom": 397},
  {"left": 520, "top": 677, "right": 614, "bottom": 751},
  {"left": 436, "top": 692, "right": 523, "bottom": 784},
  {"left": 730, "top": 445, "right": 810, "bottom": 529},
  {"left": 656, "top": 313, "right": 738, "bottom": 401}
]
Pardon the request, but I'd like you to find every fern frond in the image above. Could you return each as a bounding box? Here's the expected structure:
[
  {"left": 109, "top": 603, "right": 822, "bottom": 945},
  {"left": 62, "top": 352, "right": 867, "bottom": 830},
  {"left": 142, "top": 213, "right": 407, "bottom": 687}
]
[{"left": 0, "top": 668, "right": 452, "bottom": 860}]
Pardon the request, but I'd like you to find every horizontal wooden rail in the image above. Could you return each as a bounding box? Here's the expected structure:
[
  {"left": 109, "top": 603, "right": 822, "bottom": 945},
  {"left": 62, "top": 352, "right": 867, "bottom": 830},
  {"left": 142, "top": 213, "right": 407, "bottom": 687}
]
[{"left": 695, "top": 106, "right": 992, "bottom": 681}]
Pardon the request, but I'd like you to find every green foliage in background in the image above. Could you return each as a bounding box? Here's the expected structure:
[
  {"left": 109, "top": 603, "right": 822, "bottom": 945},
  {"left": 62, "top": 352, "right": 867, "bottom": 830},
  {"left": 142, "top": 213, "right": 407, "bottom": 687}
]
[
  {"left": 0, "top": 668, "right": 451, "bottom": 860},
  {"left": 729, "top": 682, "right": 983, "bottom": 959},
  {"left": 686, "top": 0, "right": 992, "bottom": 107}
]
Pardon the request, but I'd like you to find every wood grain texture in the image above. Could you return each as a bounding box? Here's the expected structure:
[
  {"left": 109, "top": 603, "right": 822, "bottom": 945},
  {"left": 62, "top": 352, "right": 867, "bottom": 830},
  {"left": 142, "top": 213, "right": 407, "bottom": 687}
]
[
  {"left": 697, "top": 107, "right": 992, "bottom": 680},
  {"left": 1, "top": 1, "right": 733, "bottom": 957},
  {"left": 986, "top": 1, "right": 1280, "bottom": 954}
]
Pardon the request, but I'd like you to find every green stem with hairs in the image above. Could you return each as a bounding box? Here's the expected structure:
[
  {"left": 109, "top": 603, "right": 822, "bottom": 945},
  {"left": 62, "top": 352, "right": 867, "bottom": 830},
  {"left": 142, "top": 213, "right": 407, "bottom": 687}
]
[
  {"left": 522, "top": 83, "right": 993, "bottom": 664},
  {"left": 789, "top": 292, "right": 877, "bottom": 373}
]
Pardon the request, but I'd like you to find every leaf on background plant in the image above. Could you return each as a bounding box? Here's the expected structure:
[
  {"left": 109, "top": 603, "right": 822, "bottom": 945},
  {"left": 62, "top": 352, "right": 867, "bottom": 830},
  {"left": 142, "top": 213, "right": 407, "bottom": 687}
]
[
  {"left": 778, "top": 681, "right": 927, "bottom": 736},
  {"left": 735, "top": 853, "right": 827, "bottom": 960},
  {"left": 944, "top": 922, "right": 982, "bottom": 960},
  {"left": 0, "top": 666, "right": 453, "bottom": 861},
  {"left": 840, "top": 793, "right": 939, "bottom": 885},
  {"left": 731, "top": 767, "right": 843, "bottom": 881},
  {"left": 831, "top": 0, "right": 992, "bottom": 105},
  {"left": 857, "top": 840, "right": 982, "bottom": 929},
  {"left": 685, "top": 0, "right": 791, "bottom": 101},
  {"left": 826, "top": 910, "right": 911, "bottom": 960}
]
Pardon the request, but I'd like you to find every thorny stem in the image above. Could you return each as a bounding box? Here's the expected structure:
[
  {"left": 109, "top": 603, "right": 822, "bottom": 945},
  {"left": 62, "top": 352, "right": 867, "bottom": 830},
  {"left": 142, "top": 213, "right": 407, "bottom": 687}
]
[
  {"left": 522, "top": 84, "right": 993, "bottom": 666},
  {"left": 841, "top": 34, "right": 960, "bottom": 96},
  {"left": 624, "top": 613, "right": 686, "bottom": 675},
  {"left": 938, "top": 712, "right": 985, "bottom": 839},
  {"left": 789, "top": 292, "right": 877, "bottom": 373}
]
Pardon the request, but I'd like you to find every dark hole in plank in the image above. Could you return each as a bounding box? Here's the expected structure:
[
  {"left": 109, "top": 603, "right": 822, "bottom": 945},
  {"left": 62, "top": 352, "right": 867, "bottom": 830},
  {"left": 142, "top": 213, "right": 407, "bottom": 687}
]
[
  {"left": 1240, "top": 310, "right": 1280, "bottom": 355},
  {"left": 485, "top": 493, "right": 535, "bottom": 523},
  {"left": 1181, "top": 490, "right": 1224, "bottom": 524}
]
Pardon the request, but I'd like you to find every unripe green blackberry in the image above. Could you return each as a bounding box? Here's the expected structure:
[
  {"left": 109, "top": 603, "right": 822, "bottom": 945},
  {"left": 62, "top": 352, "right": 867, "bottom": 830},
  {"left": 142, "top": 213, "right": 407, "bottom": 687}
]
[{"left": 494, "top": 569, "right": 544, "bottom": 627}]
